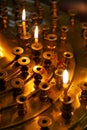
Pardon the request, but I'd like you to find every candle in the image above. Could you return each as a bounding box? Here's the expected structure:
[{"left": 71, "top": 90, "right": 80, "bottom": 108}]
[
  {"left": 63, "top": 69, "right": 69, "bottom": 101},
  {"left": 34, "top": 26, "right": 39, "bottom": 46},
  {"left": 22, "top": 9, "right": 26, "bottom": 37}
]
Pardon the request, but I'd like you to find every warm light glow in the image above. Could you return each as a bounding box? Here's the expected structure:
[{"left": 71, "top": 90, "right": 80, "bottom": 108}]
[
  {"left": 22, "top": 9, "right": 26, "bottom": 21},
  {"left": 22, "top": 9, "right": 26, "bottom": 37},
  {"left": 63, "top": 69, "right": 69, "bottom": 84},
  {"left": 34, "top": 26, "right": 38, "bottom": 43},
  {"left": 0, "top": 47, "right": 4, "bottom": 57}
]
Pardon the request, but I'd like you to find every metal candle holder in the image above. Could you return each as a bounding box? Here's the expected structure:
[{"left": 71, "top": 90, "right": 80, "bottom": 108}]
[
  {"left": 54, "top": 68, "right": 64, "bottom": 89},
  {"left": 16, "top": 94, "right": 27, "bottom": 116},
  {"left": 17, "top": 56, "right": 30, "bottom": 79},
  {"left": 80, "top": 81, "right": 87, "bottom": 105},
  {"left": 38, "top": 116, "right": 52, "bottom": 130},
  {"left": 39, "top": 82, "right": 50, "bottom": 102},
  {"left": 61, "top": 96, "right": 73, "bottom": 123},
  {"left": 43, "top": 51, "right": 53, "bottom": 71},
  {"left": 60, "top": 25, "right": 69, "bottom": 42},
  {"left": 33, "top": 65, "right": 44, "bottom": 89},
  {"left": 45, "top": 33, "right": 57, "bottom": 52},
  {"left": 31, "top": 43, "right": 43, "bottom": 64},
  {"left": 11, "top": 77, "right": 24, "bottom": 97},
  {"left": 12, "top": 46, "right": 24, "bottom": 60},
  {"left": 63, "top": 51, "right": 73, "bottom": 69},
  {"left": 68, "top": 9, "right": 77, "bottom": 26}
]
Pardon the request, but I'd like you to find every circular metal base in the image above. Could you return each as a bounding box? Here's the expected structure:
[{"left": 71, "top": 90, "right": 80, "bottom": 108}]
[{"left": 18, "top": 56, "right": 30, "bottom": 66}]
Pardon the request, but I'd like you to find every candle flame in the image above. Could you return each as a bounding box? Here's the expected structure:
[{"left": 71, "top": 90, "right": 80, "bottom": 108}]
[
  {"left": 34, "top": 26, "right": 38, "bottom": 43},
  {"left": 0, "top": 47, "right": 4, "bottom": 57},
  {"left": 22, "top": 9, "right": 26, "bottom": 21},
  {"left": 63, "top": 69, "right": 69, "bottom": 84}
]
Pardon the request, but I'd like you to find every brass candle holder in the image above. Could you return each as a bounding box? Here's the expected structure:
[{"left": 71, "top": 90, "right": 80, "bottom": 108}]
[
  {"left": 2, "top": 14, "right": 8, "bottom": 29},
  {"left": 81, "top": 22, "right": 87, "bottom": 38},
  {"left": 11, "top": 77, "right": 24, "bottom": 97},
  {"left": 39, "top": 82, "right": 50, "bottom": 102},
  {"left": 68, "top": 9, "right": 77, "bottom": 26},
  {"left": 12, "top": 46, "right": 24, "bottom": 60},
  {"left": 63, "top": 51, "right": 73, "bottom": 69},
  {"left": 42, "top": 51, "right": 53, "bottom": 71},
  {"left": 41, "top": 24, "right": 50, "bottom": 39},
  {"left": 17, "top": 56, "right": 30, "bottom": 79},
  {"left": 45, "top": 33, "right": 57, "bottom": 52},
  {"left": 54, "top": 68, "right": 64, "bottom": 90},
  {"left": 38, "top": 5, "right": 43, "bottom": 24},
  {"left": 33, "top": 65, "right": 44, "bottom": 89},
  {"left": 16, "top": 94, "right": 27, "bottom": 116},
  {"left": 51, "top": 0, "right": 58, "bottom": 19},
  {"left": 61, "top": 96, "right": 73, "bottom": 123},
  {"left": 31, "top": 43, "right": 43, "bottom": 64},
  {"left": 38, "top": 115, "right": 52, "bottom": 130},
  {"left": 60, "top": 25, "right": 69, "bottom": 42},
  {"left": 80, "top": 81, "right": 87, "bottom": 105},
  {"left": 51, "top": 17, "right": 58, "bottom": 34}
]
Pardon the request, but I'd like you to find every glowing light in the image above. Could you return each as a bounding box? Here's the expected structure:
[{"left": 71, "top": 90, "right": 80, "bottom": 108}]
[
  {"left": 0, "top": 47, "right": 4, "bottom": 57},
  {"left": 22, "top": 9, "right": 26, "bottom": 37},
  {"left": 63, "top": 69, "right": 69, "bottom": 101},
  {"left": 22, "top": 9, "right": 26, "bottom": 21},
  {"left": 63, "top": 69, "right": 69, "bottom": 85},
  {"left": 34, "top": 26, "right": 38, "bottom": 44}
]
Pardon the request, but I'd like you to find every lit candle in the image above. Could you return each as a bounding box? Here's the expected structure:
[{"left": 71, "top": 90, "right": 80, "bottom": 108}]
[
  {"left": 34, "top": 26, "right": 39, "bottom": 46},
  {"left": 63, "top": 69, "right": 69, "bottom": 101},
  {"left": 22, "top": 9, "right": 26, "bottom": 37},
  {"left": 0, "top": 47, "right": 4, "bottom": 57}
]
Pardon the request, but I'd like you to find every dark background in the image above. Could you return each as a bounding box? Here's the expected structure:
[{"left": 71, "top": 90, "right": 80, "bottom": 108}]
[{"left": 41, "top": 0, "right": 87, "bottom": 22}]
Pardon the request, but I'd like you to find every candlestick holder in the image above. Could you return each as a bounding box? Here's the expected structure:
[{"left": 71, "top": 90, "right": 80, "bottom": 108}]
[
  {"left": 12, "top": 46, "right": 24, "bottom": 60},
  {"left": 11, "top": 77, "right": 24, "bottom": 97},
  {"left": 68, "top": 9, "right": 77, "bottom": 26},
  {"left": 16, "top": 21, "right": 23, "bottom": 37},
  {"left": 20, "top": 33, "right": 32, "bottom": 48},
  {"left": 41, "top": 24, "right": 50, "bottom": 39},
  {"left": 38, "top": 5, "right": 43, "bottom": 24},
  {"left": 51, "top": 17, "right": 58, "bottom": 34},
  {"left": 38, "top": 116, "right": 52, "bottom": 130},
  {"left": 51, "top": 0, "right": 58, "bottom": 19},
  {"left": 63, "top": 51, "right": 73, "bottom": 69},
  {"left": 39, "top": 82, "right": 50, "bottom": 102},
  {"left": 16, "top": 20, "right": 31, "bottom": 48},
  {"left": 80, "top": 81, "right": 87, "bottom": 105},
  {"left": 42, "top": 51, "right": 54, "bottom": 71},
  {"left": 31, "top": 14, "right": 39, "bottom": 26},
  {"left": 33, "top": 65, "right": 44, "bottom": 89},
  {"left": 60, "top": 96, "right": 73, "bottom": 123},
  {"left": 0, "top": 70, "right": 7, "bottom": 91},
  {"left": 31, "top": 43, "right": 43, "bottom": 64},
  {"left": 81, "top": 22, "right": 87, "bottom": 38},
  {"left": 2, "top": 14, "right": 8, "bottom": 29},
  {"left": 16, "top": 94, "right": 27, "bottom": 116},
  {"left": 45, "top": 33, "right": 57, "bottom": 52},
  {"left": 60, "top": 25, "right": 69, "bottom": 43},
  {"left": 17, "top": 56, "right": 30, "bottom": 79},
  {"left": 54, "top": 68, "right": 64, "bottom": 90}
]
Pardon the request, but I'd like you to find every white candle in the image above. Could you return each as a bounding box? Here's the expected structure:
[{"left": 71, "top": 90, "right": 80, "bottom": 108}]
[
  {"left": 34, "top": 26, "right": 39, "bottom": 46},
  {"left": 63, "top": 69, "right": 69, "bottom": 101},
  {"left": 22, "top": 9, "right": 26, "bottom": 37}
]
